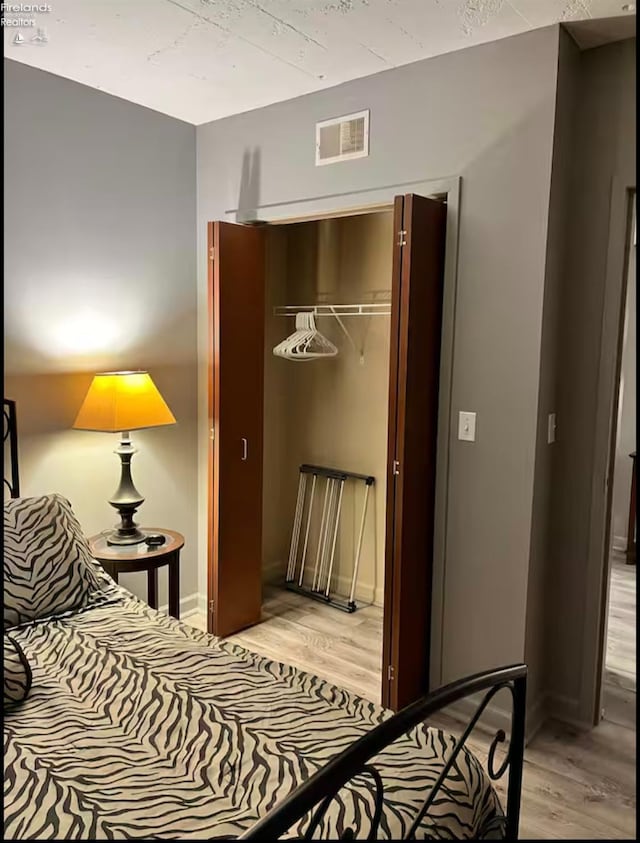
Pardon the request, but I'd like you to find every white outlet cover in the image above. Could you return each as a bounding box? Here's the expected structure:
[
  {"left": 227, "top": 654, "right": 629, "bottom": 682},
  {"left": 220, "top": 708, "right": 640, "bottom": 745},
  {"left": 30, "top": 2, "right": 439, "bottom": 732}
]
[{"left": 458, "top": 411, "right": 476, "bottom": 442}]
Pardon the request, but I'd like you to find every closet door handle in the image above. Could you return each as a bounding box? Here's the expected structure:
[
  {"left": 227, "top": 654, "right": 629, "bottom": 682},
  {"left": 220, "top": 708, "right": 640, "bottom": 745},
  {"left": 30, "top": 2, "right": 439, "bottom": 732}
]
[{"left": 241, "top": 438, "right": 248, "bottom": 461}]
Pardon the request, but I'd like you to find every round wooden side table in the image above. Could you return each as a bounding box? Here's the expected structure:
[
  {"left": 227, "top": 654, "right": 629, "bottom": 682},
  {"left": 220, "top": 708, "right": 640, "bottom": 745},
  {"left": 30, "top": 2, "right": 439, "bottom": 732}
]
[{"left": 88, "top": 529, "right": 184, "bottom": 619}]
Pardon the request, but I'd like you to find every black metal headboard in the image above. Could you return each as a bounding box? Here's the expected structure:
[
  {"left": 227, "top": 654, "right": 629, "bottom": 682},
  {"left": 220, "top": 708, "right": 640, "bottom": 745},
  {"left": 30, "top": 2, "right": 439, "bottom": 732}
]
[{"left": 4, "top": 399, "right": 20, "bottom": 499}]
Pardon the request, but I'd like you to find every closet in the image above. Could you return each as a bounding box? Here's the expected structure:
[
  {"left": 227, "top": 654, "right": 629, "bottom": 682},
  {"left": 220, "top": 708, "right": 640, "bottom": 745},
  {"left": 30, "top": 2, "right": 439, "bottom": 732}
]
[{"left": 208, "top": 194, "right": 446, "bottom": 710}]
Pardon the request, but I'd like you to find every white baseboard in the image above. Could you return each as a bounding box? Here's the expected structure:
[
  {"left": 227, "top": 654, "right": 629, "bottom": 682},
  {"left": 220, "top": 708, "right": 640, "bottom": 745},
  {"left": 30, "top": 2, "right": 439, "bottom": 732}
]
[
  {"left": 262, "top": 560, "right": 285, "bottom": 585},
  {"left": 441, "top": 687, "right": 548, "bottom": 747},
  {"left": 262, "top": 560, "right": 384, "bottom": 606},
  {"left": 612, "top": 535, "right": 628, "bottom": 552},
  {"left": 443, "top": 693, "right": 513, "bottom": 742},
  {"left": 445, "top": 690, "right": 591, "bottom": 740},
  {"left": 546, "top": 692, "right": 592, "bottom": 731},
  {"left": 525, "top": 692, "right": 548, "bottom": 742},
  {"left": 158, "top": 592, "right": 205, "bottom": 618}
]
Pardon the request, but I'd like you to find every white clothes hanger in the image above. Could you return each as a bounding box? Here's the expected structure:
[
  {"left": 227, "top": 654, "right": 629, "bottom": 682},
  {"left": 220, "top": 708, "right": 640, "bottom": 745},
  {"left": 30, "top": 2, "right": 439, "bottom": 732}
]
[
  {"left": 273, "top": 312, "right": 338, "bottom": 361},
  {"left": 273, "top": 312, "right": 337, "bottom": 361}
]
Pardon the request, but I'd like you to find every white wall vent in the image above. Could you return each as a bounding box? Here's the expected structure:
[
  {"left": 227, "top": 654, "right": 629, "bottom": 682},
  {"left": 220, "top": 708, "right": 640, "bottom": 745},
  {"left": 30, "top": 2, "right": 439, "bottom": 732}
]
[{"left": 315, "top": 110, "right": 369, "bottom": 166}]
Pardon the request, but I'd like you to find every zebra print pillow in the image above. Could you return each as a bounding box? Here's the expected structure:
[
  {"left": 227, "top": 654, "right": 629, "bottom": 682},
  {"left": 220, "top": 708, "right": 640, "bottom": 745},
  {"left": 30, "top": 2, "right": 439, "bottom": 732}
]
[
  {"left": 4, "top": 494, "right": 108, "bottom": 630},
  {"left": 3, "top": 633, "right": 32, "bottom": 708}
]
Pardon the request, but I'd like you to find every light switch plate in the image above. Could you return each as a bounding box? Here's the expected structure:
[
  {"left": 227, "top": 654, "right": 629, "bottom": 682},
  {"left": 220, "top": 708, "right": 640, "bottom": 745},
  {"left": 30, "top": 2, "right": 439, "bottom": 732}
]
[
  {"left": 458, "top": 411, "right": 476, "bottom": 442},
  {"left": 547, "top": 413, "right": 556, "bottom": 444}
]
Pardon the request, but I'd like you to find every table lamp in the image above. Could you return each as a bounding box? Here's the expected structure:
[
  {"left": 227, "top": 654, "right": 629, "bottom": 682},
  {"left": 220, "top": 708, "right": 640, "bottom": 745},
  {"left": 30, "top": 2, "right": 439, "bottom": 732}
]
[{"left": 73, "top": 371, "right": 176, "bottom": 546}]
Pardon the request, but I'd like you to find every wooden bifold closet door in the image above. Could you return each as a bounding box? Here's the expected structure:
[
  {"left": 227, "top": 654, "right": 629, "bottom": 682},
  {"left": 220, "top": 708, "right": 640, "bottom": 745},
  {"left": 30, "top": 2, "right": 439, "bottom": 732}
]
[
  {"left": 382, "top": 194, "right": 447, "bottom": 711},
  {"left": 207, "top": 221, "right": 265, "bottom": 637},
  {"left": 208, "top": 196, "right": 446, "bottom": 713}
]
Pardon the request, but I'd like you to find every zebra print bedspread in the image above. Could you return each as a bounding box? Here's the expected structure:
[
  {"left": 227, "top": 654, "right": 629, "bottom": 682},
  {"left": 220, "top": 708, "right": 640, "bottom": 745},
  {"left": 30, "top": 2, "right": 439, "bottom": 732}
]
[
  {"left": 4, "top": 588, "right": 504, "bottom": 840},
  {"left": 4, "top": 495, "right": 108, "bottom": 630}
]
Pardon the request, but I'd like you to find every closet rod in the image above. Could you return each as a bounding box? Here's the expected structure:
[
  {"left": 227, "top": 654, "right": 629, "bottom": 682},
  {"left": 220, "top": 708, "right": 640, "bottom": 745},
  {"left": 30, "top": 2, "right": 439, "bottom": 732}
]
[{"left": 273, "top": 303, "right": 391, "bottom": 317}]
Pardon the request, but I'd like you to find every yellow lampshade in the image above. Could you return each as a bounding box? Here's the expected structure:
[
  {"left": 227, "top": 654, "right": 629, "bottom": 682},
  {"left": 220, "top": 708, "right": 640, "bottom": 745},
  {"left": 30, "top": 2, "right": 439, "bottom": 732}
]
[{"left": 73, "top": 371, "right": 176, "bottom": 433}]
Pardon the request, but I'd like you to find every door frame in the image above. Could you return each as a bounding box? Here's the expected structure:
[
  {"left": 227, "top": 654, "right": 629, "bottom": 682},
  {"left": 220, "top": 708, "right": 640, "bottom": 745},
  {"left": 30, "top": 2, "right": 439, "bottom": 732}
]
[
  {"left": 584, "top": 181, "right": 636, "bottom": 726},
  {"left": 225, "top": 175, "right": 461, "bottom": 690}
]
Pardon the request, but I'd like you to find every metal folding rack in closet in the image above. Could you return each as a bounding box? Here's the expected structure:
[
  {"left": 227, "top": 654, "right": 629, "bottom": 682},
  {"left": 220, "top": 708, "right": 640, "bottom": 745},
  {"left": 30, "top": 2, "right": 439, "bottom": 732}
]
[{"left": 285, "top": 464, "right": 374, "bottom": 613}]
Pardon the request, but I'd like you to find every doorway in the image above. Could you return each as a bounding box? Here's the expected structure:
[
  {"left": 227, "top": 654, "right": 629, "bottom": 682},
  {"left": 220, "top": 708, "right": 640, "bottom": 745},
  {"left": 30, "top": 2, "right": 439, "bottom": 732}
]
[
  {"left": 601, "top": 194, "right": 636, "bottom": 730},
  {"left": 206, "top": 190, "right": 452, "bottom": 710}
]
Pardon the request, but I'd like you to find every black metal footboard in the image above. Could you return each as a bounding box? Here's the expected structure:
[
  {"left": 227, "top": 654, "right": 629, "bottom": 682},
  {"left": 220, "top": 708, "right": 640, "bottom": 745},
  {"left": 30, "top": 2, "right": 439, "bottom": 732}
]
[
  {"left": 241, "top": 664, "right": 527, "bottom": 841},
  {"left": 4, "top": 399, "right": 20, "bottom": 499}
]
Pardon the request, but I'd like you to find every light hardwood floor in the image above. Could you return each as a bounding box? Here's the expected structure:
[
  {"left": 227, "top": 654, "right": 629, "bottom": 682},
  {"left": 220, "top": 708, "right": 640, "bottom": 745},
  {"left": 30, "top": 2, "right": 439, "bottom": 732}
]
[
  {"left": 184, "top": 584, "right": 636, "bottom": 840},
  {"left": 605, "top": 553, "right": 636, "bottom": 690},
  {"left": 601, "top": 552, "right": 636, "bottom": 740}
]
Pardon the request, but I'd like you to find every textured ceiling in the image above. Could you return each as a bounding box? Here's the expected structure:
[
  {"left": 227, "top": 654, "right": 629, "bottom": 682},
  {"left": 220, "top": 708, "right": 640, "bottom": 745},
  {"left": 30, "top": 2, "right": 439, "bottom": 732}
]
[{"left": 2, "top": 0, "right": 636, "bottom": 124}]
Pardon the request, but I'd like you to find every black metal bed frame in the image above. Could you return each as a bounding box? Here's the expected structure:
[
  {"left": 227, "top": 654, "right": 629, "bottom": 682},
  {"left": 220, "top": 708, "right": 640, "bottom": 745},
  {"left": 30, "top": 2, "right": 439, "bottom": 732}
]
[
  {"left": 4, "top": 399, "right": 20, "bottom": 499},
  {"left": 3, "top": 398, "right": 527, "bottom": 840},
  {"left": 241, "top": 664, "right": 527, "bottom": 840}
]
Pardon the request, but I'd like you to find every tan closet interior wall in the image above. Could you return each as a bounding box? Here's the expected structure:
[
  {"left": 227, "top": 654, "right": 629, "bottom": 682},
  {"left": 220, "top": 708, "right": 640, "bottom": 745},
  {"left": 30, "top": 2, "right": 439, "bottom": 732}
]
[{"left": 263, "top": 211, "right": 393, "bottom": 605}]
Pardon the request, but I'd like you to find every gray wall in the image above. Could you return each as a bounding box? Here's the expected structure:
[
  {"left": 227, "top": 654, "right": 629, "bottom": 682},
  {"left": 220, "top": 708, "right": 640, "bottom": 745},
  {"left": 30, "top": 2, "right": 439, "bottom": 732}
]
[
  {"left": 611, "top": 231, "right": 636, "bottom": 550},
  {"left": 524, "top": 28, "right": 581, "bottom": 726},
  {"left": 196, "top": 26, "right": 561, "bottom": 687},
  {"left": 4, "top": 60, "right": 199, "bottom": 611},
  {"left": 546, "top": 37, "right": 636, "bottom": 723},
  {"left": 5, "top": 27, "right": 634, "bottom": 725}
]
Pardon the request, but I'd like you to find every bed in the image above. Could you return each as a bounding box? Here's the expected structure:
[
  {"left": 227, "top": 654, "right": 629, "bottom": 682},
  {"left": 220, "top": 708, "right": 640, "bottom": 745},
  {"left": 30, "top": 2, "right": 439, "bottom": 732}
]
[{"left": 3, "top": 398, "right": 526, "bottom": 840}]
